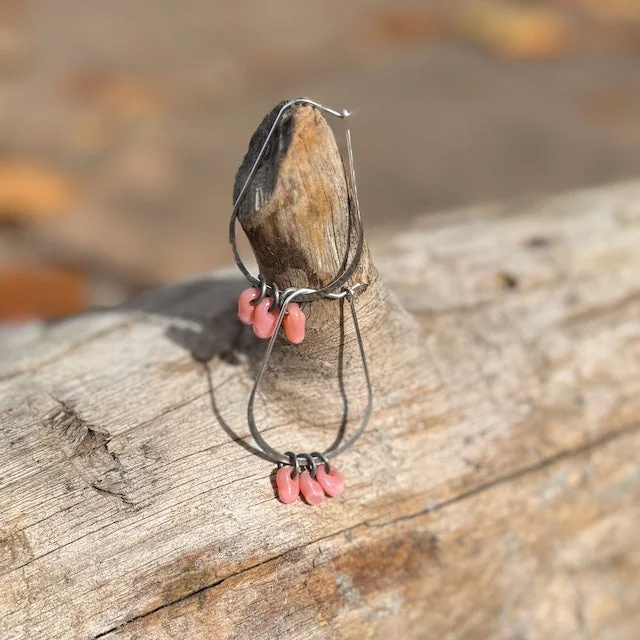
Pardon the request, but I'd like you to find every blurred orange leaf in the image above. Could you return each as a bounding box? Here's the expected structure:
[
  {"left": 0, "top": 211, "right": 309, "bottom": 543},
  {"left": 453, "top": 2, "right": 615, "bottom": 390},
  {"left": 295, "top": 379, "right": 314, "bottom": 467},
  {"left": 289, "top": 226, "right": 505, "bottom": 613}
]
[
  {"left": 455, "top": 0, "right": 571, "bottom": 59},
  {"left": 64, "top": 69, "right": 166, "bottom": 119},
  {"left": 0, "top": 265, "right": 87, "bottom": 321},
  {"left": 0, "top": 161, "right": 75, "bottom": 223}
]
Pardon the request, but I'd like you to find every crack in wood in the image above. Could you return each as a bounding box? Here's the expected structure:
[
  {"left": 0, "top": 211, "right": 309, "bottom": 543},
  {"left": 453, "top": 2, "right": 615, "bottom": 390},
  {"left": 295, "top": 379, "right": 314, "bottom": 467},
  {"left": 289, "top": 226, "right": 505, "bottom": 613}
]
[
  {"left": 88, "top": 418, "right": 640, "bottom": 639},
  {"left": 364, "top": 419, "right": 640, "bottom": 529},
  {"left": 0, "top": 320, "right": 136, "bottom": 382},
  {"left": 90, "top": 482, "right": 134, "bottom": 507},
  {"left": 48, "top": 399, "right": 135, "bottom": 509}
]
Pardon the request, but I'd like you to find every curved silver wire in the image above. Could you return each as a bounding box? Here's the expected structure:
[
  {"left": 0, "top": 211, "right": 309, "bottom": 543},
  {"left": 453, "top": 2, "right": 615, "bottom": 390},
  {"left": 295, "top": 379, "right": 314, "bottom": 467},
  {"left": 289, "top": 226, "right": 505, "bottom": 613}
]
[
  {"left": 283, "top": 451, "right": 300, "bottom": 478},
  {"left": 229, "top": 98, "right": 364, "bottom": 303},
  {"left": 247, "top": 287, "right": 372, "bottom": 465},
  {"left": 311, "top": 451, "right": 331, "bottom": 473},
  {"left": 300, "top": 453, "right": 317, "bottom": 478},
  {"left": 255, "top": 275, "right": 268, "bottom": 304},
  {"left": 231, "top": 98, "right": 373, "bottom": 467}
]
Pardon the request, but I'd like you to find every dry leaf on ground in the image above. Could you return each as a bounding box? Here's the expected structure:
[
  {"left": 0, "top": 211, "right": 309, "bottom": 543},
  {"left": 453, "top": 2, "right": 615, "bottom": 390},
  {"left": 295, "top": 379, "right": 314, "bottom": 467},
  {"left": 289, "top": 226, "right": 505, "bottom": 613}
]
[
  {"left": 454, "top": 0, "right": 571, "bottom": 59},
  {"left": 0, "top": 264, "right": 87, "bottom": 321},
  {"left": 63, "top": 68, "right": 166, "bottom": 119},
  {"left": 0, "top": 161, "right": 75, "bottom": 223}
]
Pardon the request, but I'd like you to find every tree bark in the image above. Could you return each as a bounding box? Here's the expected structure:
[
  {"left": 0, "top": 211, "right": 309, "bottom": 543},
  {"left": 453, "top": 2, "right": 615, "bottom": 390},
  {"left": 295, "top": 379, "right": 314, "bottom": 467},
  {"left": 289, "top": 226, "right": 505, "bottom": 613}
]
[{"left": 0, "top": 100, "right": 639, "bottom": 639}]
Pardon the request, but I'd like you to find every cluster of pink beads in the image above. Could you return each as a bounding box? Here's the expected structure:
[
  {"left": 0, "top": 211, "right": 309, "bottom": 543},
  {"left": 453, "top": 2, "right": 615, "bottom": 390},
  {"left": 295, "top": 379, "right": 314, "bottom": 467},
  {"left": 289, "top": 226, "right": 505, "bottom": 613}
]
[
  {"left": 237, "top": 287, "right": 306, "bottom": 343},
  {"left": 275, "top": 462, "right": 344, "bottom": 505}
]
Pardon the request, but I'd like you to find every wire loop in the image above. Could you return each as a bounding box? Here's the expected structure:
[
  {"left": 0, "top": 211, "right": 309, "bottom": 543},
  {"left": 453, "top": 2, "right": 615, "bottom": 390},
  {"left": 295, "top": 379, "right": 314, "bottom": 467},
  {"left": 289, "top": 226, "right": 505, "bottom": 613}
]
[
  {"left": 229, "top": 98, "right": 365, "bottom": 303},
  {"left": 300, "top": 453, "right": 317, "bottom": 478},
  {"left": 312, "top": 451, "right": 331, "bottom": 474},
  {"left": 270, "top": 282, "right": 280, "bottom": 311},
  {"left": 231, "top": 99, "right": 373, "bottom": 466},
  {"left": 284, "top": 451, "right": 300, "bottom": 478},
  {"left": 253, "top": 275, "right": 268, "bottom": 306}
]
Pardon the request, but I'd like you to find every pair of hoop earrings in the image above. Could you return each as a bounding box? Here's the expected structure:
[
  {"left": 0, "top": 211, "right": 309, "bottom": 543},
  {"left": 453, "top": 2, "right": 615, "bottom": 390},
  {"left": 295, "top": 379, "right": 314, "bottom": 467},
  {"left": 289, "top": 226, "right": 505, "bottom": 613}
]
[{"left": 229, "top": 98, "right": 372, "bottom": 505}]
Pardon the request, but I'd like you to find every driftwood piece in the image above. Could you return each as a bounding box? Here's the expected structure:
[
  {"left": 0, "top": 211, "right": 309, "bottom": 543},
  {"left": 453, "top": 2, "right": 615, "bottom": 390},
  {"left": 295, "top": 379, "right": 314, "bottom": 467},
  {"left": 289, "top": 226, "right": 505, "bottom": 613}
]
[
  {"left": 1, "top": 99, "right": 639, "bottom": 640},
  {"left": 230, "top": 102, "right": 416, "bottom": 434}
]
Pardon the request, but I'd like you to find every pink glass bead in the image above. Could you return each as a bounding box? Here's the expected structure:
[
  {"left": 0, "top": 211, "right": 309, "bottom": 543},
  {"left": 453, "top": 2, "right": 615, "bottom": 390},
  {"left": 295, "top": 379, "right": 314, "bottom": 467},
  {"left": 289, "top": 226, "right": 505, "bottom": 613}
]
[
  {"left": 316, "top": 465, "right": 344, "bottom": 498},
  {"left": 299, "top": 470, "right": 325, "bottom": 505},
  {"left": 238, "top": 288, "right": 259, "bottom": 325},
  {"left": 275, "top": 466, "right": 300, "bottom": 504},
  {"left": 253, "top": 298, "right": 278, "bottom": 339},
  {"left": 283, "top": 302, "right": 305, "bottom": 344}
]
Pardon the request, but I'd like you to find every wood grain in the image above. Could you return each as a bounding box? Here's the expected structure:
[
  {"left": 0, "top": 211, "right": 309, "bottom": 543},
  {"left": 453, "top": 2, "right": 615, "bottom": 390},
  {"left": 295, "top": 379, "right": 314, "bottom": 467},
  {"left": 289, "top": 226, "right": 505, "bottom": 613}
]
[{"left": 1, "top": 104, "right": 639, "bottom": 639}]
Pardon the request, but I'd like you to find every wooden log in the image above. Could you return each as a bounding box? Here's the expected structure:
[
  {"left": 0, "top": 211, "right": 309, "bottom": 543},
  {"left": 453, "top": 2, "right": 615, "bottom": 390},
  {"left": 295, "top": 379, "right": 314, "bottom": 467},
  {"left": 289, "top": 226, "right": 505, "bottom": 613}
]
[{"left": 0, "top": 99, "right": 639, "bottom": 639}]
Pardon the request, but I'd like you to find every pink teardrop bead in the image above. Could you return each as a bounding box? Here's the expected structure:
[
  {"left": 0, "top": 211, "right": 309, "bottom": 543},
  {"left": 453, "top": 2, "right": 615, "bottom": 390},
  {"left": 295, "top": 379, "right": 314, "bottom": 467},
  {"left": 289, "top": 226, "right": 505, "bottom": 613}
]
[
  {"left": 275, "top": 466, "right": 300, "bottom": 504},
  {"left": 238, "top": 288, "right": 260, "bottom": 325},
  {"left": 252, "top": 298, "right": 278, "bottom": 339},
  {"left": 299, "top": 471, "right": 325, "bottom": 505},
  {"left": 316, "top": 465, "right": 345, "bottom": 498},
  {"left": 283, "top": 302, "right": 305, "bottom": 344}
]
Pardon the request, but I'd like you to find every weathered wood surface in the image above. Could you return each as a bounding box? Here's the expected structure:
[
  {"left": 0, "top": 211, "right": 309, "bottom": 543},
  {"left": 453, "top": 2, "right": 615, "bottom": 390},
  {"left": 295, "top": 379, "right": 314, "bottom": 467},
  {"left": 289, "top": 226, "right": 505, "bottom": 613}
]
[{"left": 1, "top": 105, "right": 640, "bottom": 639}]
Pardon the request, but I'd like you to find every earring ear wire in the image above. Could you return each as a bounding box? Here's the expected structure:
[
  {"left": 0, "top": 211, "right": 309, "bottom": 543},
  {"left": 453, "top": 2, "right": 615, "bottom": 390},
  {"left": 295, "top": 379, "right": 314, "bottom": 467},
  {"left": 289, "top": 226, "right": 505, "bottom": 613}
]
[{"left": 229, "top": 98, "right": 373, "bottom": 505}]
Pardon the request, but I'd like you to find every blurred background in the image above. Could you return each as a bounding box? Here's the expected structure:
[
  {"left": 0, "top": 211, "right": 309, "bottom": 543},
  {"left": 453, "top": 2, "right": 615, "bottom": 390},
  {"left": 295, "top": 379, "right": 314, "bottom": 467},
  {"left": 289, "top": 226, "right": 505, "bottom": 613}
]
[{"left": 0, "top": 0, "right": 639, "bottom": 324}]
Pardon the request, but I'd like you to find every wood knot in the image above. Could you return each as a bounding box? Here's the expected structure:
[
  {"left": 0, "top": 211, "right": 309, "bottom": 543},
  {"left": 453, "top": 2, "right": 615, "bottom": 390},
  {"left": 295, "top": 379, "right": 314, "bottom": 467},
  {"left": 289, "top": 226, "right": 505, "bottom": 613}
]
[{"left": 48, "top": 400, "right": 135, "bottom": 507}]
